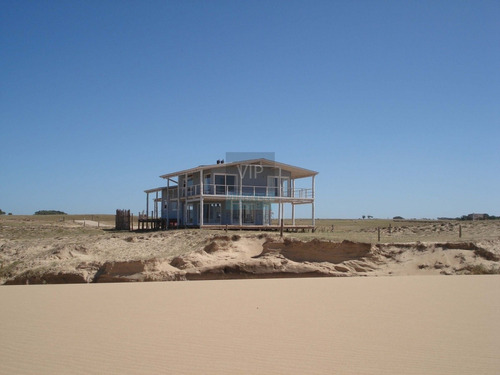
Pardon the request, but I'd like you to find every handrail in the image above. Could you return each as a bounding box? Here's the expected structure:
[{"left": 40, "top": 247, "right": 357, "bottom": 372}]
[{"left": 171, "top": 184, "right": 313, "bottom": 198}]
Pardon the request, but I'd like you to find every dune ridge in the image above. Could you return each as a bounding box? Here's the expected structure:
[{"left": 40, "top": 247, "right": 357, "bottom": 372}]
[{"left": 3, "top": 234, "right": 499, "bottom": 284}]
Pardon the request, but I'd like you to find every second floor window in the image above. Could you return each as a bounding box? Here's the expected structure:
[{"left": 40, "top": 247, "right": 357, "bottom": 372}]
[{"left": 215, "top": 174, "right": 236, "bottom": 195}]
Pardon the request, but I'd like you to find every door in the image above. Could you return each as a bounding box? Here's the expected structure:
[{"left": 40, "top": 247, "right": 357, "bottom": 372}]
[{"left": 267, "top": 176, "right": 289, "bottom": 197}]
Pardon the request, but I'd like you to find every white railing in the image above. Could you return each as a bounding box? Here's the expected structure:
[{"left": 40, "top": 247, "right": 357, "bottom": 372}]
[{"left": 174, "top": 184, "right": 313, "bottom": 199}]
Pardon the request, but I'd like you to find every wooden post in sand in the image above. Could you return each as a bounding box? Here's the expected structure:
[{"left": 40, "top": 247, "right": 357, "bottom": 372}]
[
  {"left": 280, "top": 219, "right": 284, "bottom": 238},
  {"left": 377, "top": 227, "right": 381, "bottom": 242},
  {"left": 459, "top": 225, "right": 462, "bottom": 238}
]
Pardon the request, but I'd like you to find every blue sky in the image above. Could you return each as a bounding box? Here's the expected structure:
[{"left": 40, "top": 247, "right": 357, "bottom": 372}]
[{"left": 1, "top": 1, "right": 499, "bottom": 218}]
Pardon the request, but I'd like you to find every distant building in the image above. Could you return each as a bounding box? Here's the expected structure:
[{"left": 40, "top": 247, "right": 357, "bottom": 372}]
[{"left": 471, "top": 213, "right": 486, "bottom": 221}]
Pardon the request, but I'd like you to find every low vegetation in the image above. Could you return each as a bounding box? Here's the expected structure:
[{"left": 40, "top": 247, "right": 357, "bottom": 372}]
[
  {"left": 465, "top": 265, "right": 500, "bottom": 275},
  {"left": 438, "top": 213, "right": 500, "bottom": 221},
  {"left": 0, "top": 261, "right": 22, "bottom": 279},
  {"left": 34, "top": 210, "right": 67, "bottom": 215}
]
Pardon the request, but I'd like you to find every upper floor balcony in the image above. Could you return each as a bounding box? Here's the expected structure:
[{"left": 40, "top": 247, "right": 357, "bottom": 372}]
[{"left": 165, "top": 184, "right": 313, "bottom": 200}]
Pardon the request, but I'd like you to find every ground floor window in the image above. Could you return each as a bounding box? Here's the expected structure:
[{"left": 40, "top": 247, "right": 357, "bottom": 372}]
[
  {"left": 232, "top": 202, "right": 239, "bottom": 223},
  {"left": 243, "top": 203, "right": 255, "bottom": 224},
  {"left": 204, "top": 203, "right": 221, "bottom": 224},
  {"left": 199, "top": 200, "right": 271, "bottom": 226},
  {"left": 186, "top": 203, "right": 194, "bottom": 224}
]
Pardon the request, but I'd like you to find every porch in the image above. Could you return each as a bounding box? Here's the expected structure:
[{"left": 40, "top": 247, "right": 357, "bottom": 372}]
[{"left": 135, "top": 219, "right": 315, "bottom": 232}]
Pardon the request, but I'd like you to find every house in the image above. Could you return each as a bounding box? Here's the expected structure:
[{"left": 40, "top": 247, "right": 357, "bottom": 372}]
[
  {"left": 142, "top": 158, "right": 317, "bottom": 230},
  {"left": 471, "top": 213, "right": 486, "bottom": 221}
]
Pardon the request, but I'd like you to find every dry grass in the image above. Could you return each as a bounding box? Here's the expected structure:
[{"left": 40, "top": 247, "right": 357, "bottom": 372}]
[
  {"left": 284, "top": 219, "right": 500, "bottom": 243},
  {"left": 2, "top": 215, "right": 500, "bottom": 245},
  {"left": 0, "top": 215, "right": 114, "bottom": 240},
  {"left": 466, "top": 264, "right": 500, "bottom": 275}
]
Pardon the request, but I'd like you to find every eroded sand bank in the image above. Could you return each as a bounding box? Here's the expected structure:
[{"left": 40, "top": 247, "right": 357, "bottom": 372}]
[{"left": 1, "top": 276, "right": 499, "bottom": 374}]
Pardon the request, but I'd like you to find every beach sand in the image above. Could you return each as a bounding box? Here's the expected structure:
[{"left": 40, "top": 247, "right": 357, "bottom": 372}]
[{"left": 1, "top": 275, "right": 499, "bottom": 374}]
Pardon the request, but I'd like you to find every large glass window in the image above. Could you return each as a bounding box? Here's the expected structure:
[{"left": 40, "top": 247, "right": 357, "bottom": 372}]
[
  {"left": 232, "top": 202, "right": 239, "bottom": 223},
  {"left": 215, "top": 175, "right": 225, "bottom": 194},
  {"left": 243, "top": 203, "right": 255, "bottom": 224},
  {"left": 203, "top": 203, "right": 221, "bottom": 224},
  {"left": 267, "top": 176, "right": 289, "bottom": 197},
  {"left": 215, "top": 174, "right": 237, "bottom": 195},
  {"left": 204, "top": 174, "right": 212, "bottom": 194}
]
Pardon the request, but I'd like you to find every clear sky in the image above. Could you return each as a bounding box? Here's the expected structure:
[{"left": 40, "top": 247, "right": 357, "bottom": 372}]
[{"left": 1, "top": 1, "right": 499, "bottom": 219}]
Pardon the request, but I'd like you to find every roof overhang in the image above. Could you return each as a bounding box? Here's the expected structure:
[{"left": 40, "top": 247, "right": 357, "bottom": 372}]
[
  {"left": 159, "top": 158, "right": 318, "bottom": 180},
  {"left": 144, "top": 187, "right": 164, "bottom": 194}
]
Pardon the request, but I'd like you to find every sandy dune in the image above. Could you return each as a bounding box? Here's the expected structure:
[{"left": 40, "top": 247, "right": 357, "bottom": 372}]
[
  {"left": 1, "top": 276, "right": 499, "bottom": 374},
  {"left": 2, "top": 232, "right": 499, "bottom": 283},
  {"left": 2, "top": 217, "right": 499, "bottom": 284}
]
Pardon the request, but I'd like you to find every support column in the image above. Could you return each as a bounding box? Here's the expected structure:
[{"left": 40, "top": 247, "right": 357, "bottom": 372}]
[
  {"left": 184, "top": 203, "right": 188, "bottom": 227},
  {"left": 290, "top": 178, "right": 295, "bottom": 226},
  {"left": 238, "top": 171, "right": 243, "bottom": 226},
  {"left": 146, "top": 193, "right": 149, "bottom": 229},
  {"left": 239, "top": 199, "right": 242, "bottom": 226},
  {"left": 155, "top": 191, "right": 159, "bottom": 219},
  {"left": 277, "top": 201, "right": 281, "bottom": 225},
  {"left": 184, "top": 173, "right": 188, "bottom": 226},
  {"left": 278, "top": 167, "right": 282, "bottom": 197},
  {"left": 312, "top": 175, "right": 316, "bottom": 227},
  {"left": 200, "top": 169, "right": 203, "bottom": 196},
  {"left": 200, "top": 198, "right": 204, "bottom": 227},
  {"left": 166, "top": 180, "right": 169, "bottom": 229},
  {"left": 177, "top": 179, "right": 180, "bottom": 226},
  {"left": 200, "top": 170, "right": 204, "bottom": 227}
]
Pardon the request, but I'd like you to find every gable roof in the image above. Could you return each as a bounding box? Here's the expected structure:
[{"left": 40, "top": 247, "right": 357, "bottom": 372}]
[{"left": 159, "top": 158, "right": 318, "bottom": 180}]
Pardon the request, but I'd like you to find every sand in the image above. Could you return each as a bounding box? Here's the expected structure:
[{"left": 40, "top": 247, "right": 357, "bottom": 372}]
[
  {"left": 1, "top": 276, "right": 499, "bottom": 374},
  {"left": 1, "top": 217, "right": 499, "bottom": 373}
]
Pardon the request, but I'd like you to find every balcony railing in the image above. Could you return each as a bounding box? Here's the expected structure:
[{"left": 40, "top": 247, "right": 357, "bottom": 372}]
[{"left": 171, "top": 184, "right": 313, "bottom": 199}]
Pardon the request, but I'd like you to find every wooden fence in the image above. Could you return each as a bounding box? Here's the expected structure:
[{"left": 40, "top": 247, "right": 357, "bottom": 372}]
[{"left": 115, "top": 209, "right": 131, "bottom": 230}]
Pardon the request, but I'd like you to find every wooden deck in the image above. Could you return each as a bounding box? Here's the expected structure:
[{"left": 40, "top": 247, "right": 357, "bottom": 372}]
[
  {"left": 137, "top": 218, "right": 168, "bottom": 230},
  {"left": 200, "top": 224, "right": 315, "bottom": 232}
]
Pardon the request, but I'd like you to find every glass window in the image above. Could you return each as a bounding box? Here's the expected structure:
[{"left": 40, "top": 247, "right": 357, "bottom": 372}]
[
  {"left": 214, "top": 174, "right": 237, "bottom": 195},
  {"left": 226, "top": 175, "right": 236, "bottom": 194}
]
